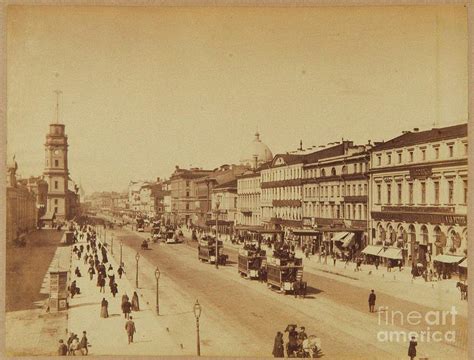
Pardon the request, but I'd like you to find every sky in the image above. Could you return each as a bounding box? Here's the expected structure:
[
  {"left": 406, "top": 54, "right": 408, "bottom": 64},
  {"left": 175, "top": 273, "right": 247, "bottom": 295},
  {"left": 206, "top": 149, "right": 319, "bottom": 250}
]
[{"left": 6, "top": 5, "right": 468, "bottom": 193}]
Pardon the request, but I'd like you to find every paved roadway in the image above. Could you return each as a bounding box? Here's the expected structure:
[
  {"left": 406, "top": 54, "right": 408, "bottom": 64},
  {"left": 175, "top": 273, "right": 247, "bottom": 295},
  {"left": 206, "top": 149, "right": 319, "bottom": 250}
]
[{"left": 112, "top": 226, "right": 466, "bottom": 359}]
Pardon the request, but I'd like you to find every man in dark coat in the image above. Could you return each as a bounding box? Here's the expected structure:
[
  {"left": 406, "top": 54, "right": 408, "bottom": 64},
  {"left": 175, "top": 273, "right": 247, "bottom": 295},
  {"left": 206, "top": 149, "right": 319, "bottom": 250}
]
[
  {"left": 408, "top": 336, "right": 417, "bottom": 360},
  {"left": 368, "top": 289, "right": 376, "bottom": 313},
  {"left": 125, "top": 316, "right": 136, "bottom": 344},
  {"left": 79, "top": 331, "right": 89, "bottom": 355}
]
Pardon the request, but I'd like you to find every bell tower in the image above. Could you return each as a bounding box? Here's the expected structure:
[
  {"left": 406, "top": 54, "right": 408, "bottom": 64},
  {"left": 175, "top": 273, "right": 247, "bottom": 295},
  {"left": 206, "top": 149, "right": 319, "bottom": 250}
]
[{"left": 43, "top": 90, "right": 70, "bottom": 220}]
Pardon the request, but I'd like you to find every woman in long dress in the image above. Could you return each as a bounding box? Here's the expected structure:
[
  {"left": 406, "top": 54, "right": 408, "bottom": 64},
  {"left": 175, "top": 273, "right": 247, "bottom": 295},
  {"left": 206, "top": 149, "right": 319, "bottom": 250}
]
[
  {"left": 272, "top": 331, "right": 284, "bottom": 358},
  {"left": 100, "top": 297, "right": 109, "bottom": 318},
  {"left": 131, "top": 291, "right": 140, "bottom": 311}
]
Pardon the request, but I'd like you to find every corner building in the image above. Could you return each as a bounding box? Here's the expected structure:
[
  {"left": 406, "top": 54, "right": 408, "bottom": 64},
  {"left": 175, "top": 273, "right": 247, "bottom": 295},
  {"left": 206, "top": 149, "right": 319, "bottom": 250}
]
[{"left": 369, "top": 124, "right": 468, "bottom": 269}]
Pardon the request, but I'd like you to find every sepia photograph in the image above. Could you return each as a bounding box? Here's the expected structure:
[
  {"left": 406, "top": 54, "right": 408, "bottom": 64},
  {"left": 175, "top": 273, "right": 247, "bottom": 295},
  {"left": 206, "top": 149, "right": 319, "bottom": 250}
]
[{"left": 3, "top": 3, "right": 470, "bottom": 359}]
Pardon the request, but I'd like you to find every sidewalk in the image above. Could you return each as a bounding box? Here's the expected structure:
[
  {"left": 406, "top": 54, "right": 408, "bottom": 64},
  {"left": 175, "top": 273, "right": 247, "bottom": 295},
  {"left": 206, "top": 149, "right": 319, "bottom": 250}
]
[
  {"left": 181, "top": 227, "right": 467, "bottom": 317},
  {"left": 66, "top": 234, "right": 183, "bottom": 356}
]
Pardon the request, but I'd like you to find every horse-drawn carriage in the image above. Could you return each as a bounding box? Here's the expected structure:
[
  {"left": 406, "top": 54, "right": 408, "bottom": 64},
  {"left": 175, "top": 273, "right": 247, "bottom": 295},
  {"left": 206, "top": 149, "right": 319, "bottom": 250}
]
[
  {"left": 266, "top": 255, "right": 305, "bottom": 296},
  {"left": 238, "top": 241, "right": 266, "bottom": 279},
  {"left": 198, "top": 237, "right": 228, "bottom": 265}
]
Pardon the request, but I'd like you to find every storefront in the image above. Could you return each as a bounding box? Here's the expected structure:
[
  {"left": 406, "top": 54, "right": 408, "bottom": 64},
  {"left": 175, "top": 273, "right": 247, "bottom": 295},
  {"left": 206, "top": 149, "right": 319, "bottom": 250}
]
[{"left": 432, "top": 253, "right": 465, "bottom": 280}]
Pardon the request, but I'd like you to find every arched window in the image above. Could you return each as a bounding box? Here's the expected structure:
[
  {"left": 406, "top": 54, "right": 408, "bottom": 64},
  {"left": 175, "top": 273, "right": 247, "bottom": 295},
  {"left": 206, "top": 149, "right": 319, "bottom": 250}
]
[
  {"left": 408, "top": 224, "right": 416, "bottom": 243},
  {"left": 321, "top": 169, "right": 326, "bottom": 177},
  {"left": 421, "top": 225, "right": 429, "bottom": 245},
  {"left": 331, "top": 167, "right": 336, "bottom": 176},
  {"left": 342, "top": 165, "right": 348, "bottom": 175}
]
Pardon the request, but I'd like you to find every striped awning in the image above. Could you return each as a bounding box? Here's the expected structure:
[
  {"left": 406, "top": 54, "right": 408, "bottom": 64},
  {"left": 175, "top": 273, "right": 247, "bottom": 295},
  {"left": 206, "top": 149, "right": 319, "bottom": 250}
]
[
  {"left": 433, "top": 254, "right": 464, "bottom": 264},
  {"left": 379, "top": 247, "right": 403, "bottom": 260},
  {"left": 361, "top": 245, "right": 383, "bottom": 256},
  {"left": 341, "top": 233, "right": 355, "bottom": 248},
  {"left": 332, "top": 232, "right": 349, "bottom": 242}
]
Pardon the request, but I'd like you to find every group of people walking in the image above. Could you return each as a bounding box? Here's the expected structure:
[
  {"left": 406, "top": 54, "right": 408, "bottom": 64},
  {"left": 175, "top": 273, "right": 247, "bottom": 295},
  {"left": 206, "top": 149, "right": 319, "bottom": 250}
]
[{"left": 60, "top": 221, "right": 143, "bottom": 354}]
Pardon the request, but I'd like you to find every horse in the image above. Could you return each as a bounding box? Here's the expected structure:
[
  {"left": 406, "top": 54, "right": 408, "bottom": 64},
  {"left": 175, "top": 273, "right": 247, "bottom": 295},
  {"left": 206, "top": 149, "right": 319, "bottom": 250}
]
[
  {"left": 456, "top": 282, "right": 468, "bottom": 300},
  {"left": 293, "top": 280, "right": 307, "bottom": 299}
]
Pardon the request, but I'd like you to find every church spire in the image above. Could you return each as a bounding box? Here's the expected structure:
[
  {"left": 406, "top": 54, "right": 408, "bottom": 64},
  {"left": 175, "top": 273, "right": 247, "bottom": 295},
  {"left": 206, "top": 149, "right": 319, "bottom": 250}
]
[{"left": 54, "top": 90, "right": 62, "bottom": 124}]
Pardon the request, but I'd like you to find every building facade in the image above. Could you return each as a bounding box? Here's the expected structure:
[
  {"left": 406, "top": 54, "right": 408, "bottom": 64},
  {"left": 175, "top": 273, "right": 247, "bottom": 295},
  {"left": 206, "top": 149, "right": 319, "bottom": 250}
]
[
  {"left": 369, "top": 124, "right": 468, "bottom": 268},
  {"left": 236, "top": 167, "right": 266, "bottom": 227},
  {"left": 210, "top": 179, "right": 239, "bottom": 235},
  {"left": 6, "top": 159, "right": 37, "bottom": 244},
  {"left": 170, "top": 167, "right": 213, "bottom": 226}
]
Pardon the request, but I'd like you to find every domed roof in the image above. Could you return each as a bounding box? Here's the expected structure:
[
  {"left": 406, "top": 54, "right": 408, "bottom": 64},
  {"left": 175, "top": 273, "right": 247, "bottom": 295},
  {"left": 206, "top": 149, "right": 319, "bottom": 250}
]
[{"left": 240, "top": 132, "right": 273, "bottom": 168}]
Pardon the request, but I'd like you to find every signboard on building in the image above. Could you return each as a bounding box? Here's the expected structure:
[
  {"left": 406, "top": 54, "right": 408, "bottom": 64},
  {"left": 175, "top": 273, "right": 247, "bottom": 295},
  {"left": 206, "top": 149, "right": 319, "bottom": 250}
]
[
  {"left": 371, "top": 211, "right": 467, "bottom": 226},
  {"left": 409, "top": 166, "right": 432, "bottom": 180}
]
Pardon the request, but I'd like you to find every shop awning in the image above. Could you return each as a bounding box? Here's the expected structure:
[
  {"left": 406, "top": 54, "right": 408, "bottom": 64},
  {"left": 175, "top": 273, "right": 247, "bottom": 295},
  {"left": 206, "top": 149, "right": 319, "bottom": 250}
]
[
  {"left": 379, "top": 247, "right": 403, "bottom": 260},
  {"left": 332, "top": 232, "right": 349, "bottom": 242},
  {"left": 433, "top": 254, "right": 464, "bottom": 264},
  {"left": 341, "top": 233, "right": 355, "bottom": 248},
  {"left": 361, "top": 245, "right": 383, "bottom": 256},
  {"left": 41, "top": 211, "right": 56, "bottom": 221},
  {"left": 458, "top": 259, "right": 467, "bottom": 268}
]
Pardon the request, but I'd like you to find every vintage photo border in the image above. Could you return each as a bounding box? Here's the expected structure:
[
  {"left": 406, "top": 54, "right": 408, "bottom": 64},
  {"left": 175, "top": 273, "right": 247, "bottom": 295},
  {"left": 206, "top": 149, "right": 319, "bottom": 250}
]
[{"left": 0, "top": 1, "right": 472, "bottom": 359}]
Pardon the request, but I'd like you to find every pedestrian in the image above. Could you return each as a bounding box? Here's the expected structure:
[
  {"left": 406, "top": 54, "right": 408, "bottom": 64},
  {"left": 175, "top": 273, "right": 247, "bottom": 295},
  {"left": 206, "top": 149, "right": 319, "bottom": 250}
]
[
  {"left": 272, "top": 331, "right": 284, "bottom": 358},
  {"left": 57, "top": 339, "right": 68, "bottom": 356},
  {"left": 131, "top": 291, "right": 140, "bottom": 311},
  {"left": 84, "top": 253, "right": 89, "bottom": 265},
  {"left": 408, "top": 336, "right": 417, "bottom": 360},
  {"left": 88, "top": 265, "right": 95, "bottom": 280},
  {"left": 398, "top": 260, "right": 403, "bottom": 272},
  {"left": 122, "top": 299, "right": 132, "bottom": 319},
  {"left": 99, "top": 275, "right": 106, "bottom": 293},
  {"left": 100, "top": 297, "right": 109, "bottom": 318},
  {"left": 69, "top": 280, "right": 79, "bottom": 298},
  {"left": 110, "top": 282, "right": 118, "bottom": 297},
  {"left": 125, "top": 316, "right": 136, "bottom": 344},
  {"left": 374, "top": 258, "right": 380, "bottom": 270},
  {"left": 117, "top": 265, "right": 125, "bottom": 279},
  {"left": 387, "top": 260, "right": 392, "bottom": 272},
  {"left": 86, "top": 244, "right": 90, "bottom": 252},
  {"left": 79, "top": 331, "right": 89, "bottom": 355},
  {"left": 107, "top": 265, "right": 114, "bottom": 281},
  {"left": 333, "top": 255, "right": 337, "bottom": 266},
  {"left": 74, "top": 267, "right": 82, "bottom": 277},
  {"left": 368, "top": 289, "right": 376, "bottom": 313},
  {"left": 69, "top": 334, "right": 80, "bottom": 355}
]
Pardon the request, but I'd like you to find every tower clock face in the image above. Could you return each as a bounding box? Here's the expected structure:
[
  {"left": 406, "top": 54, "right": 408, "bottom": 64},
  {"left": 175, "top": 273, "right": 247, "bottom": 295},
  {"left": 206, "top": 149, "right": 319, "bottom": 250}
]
[{"left": 54, "top": 149, "right": 60, "bottom": 155}]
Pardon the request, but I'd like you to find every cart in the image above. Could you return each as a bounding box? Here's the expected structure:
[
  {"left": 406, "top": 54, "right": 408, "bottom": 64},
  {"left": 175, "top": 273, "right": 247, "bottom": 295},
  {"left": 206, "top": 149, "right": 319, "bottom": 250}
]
[
  {"left": 266, "top": 256, "right": 303, "bottom": 294},
  {"left": 198, "top": 237, "right": 227, "bottom": 265},
  {"left": 238, "top": 247, "right": 266, "bottom": 279}
]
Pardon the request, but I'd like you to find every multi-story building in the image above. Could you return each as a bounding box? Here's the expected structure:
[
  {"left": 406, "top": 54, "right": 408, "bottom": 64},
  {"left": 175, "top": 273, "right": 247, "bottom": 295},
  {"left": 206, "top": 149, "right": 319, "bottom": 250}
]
[
  {"left": 21, "top": 176, "right": 49, "bottom": 222},
  {"left": 260, "top": 153, "right": 306, "bottom": 231},
  {"left": 210, "top": 179, "right": 239, "bottom": 235},
  {"left": 301, "top": 141, "right": 371, "bottom": 255},
  {"left": 6, "top": 158, "right": 37, "bottom": 244},
  {"left": 162, "top": 180, "right": 172, "bottom": 224},
  {"left": 194, "top": 165, "right": 248, "bottom": 228},
  {"left": 368, "top": 123, "right": 468, "bottom": 269},
  {"left": 170, "top": 166, "right": 213, "bottom": 226},
  {"left": 236, "top": 165, "right": 269, "bottom": 227},
  {"left": 128, "top": 180, "right": 149, "bottom": 214}
]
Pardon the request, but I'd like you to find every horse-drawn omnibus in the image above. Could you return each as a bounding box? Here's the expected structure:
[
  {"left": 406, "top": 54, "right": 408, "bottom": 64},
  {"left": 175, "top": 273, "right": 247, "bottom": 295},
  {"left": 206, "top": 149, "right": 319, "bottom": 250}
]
[
  {"left": 198, "top": 236, "right": 228, "bottom": 265},
  {"left": 266, "top": 255, "right": 304, "bottom": 295},
  {"left": 238, "top": 241, "right": 266, "bottom": 279}
]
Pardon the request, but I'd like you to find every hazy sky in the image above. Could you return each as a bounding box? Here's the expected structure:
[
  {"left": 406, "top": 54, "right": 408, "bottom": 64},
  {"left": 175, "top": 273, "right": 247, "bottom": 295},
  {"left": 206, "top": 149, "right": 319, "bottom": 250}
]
[{"left": 7, "top": 5, "right": 468, "bottom": 193}]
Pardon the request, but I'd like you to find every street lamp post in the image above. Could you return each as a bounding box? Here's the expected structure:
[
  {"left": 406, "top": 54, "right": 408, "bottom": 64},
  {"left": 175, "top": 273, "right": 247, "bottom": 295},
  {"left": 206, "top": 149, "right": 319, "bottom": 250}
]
[
  {"left": 214, "top": 196, "right": 221, "bottom": 269},
  {"left": 120, "top": 240, "right": 123, "bottom": 266},
  {"left": 111, "top": 234, "right": 114, "bottom": 255},
  {"left": 155, "top": 266, "right": 161, "bottom": 315},
  {"left": 135, "top": 252, "right": 140, "bottom": 288},
  {"left": 193, "top": 300, "right": 202, "bottom": 356}
]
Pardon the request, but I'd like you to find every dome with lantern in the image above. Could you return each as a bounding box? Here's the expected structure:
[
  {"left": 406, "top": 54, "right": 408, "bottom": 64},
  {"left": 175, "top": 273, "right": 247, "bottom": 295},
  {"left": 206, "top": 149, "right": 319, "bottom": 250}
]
[{"left": 239, "top": 131, "right": 273, "bottom": 169}]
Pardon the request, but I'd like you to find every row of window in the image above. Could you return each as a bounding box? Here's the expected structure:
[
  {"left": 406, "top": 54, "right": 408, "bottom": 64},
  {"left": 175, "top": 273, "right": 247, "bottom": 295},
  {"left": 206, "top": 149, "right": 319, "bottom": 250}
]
[
  {"left": 303, "top": 162, "right": 366, "bottom": 179},
  {"left": 262, "top": 166, "right": 302, "bottom": 183},
  {"left": 303, "top": 203, "right": 367, "bottom": 220},
  {"left": 375, "top": 142, "right": 468, "bottom": 167},
  {"left": 375, "top": 178, "right": 468, "bottom": 205},
  {"left": 304, "top": 183, "right": 368, "bottom": 198}
]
